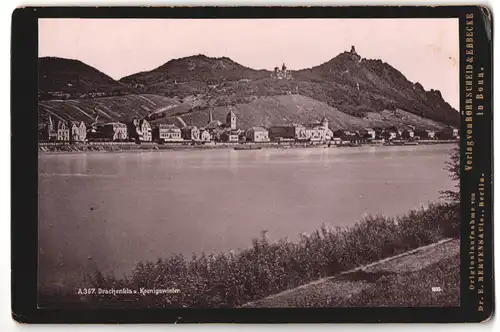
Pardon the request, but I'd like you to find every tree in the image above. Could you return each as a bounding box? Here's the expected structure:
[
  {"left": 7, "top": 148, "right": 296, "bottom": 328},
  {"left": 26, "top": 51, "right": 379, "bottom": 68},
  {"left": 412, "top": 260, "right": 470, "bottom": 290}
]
[
  {"left": 440, "top": 143, "right": 460, "bottom": 203},
  {"left": 380, "top": 131, "right": 392, "bottom": 140},
  {"left": 401, "top": 130, "right": 411, "bottom": 140}
]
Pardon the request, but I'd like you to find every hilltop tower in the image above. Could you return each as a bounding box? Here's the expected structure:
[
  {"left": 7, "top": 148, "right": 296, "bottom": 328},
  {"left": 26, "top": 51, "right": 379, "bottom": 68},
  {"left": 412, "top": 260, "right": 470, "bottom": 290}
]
[
  {"left": 226, "top": 110, "right": 237, "bottom": 130},
  {"left": 209, "top": 109, "right": 213, "bottom": 123}
]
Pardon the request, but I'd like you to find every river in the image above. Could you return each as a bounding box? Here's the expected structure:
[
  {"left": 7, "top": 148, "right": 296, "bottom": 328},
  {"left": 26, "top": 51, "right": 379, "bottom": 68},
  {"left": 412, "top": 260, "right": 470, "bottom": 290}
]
[{"left": 38, "top": 145, "right": 456, "bottom": 291}]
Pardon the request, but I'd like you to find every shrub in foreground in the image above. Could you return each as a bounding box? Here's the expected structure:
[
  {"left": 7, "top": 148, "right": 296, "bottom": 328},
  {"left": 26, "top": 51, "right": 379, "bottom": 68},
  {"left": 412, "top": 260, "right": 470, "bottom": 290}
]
[{"left": 77, "top": 202, "right": 459, "bottom": 308}]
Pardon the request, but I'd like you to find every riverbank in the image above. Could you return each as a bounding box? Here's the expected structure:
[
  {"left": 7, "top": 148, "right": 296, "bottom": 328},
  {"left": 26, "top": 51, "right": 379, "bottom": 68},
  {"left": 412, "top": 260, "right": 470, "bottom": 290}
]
[
  {"left": 39, "top": 202, "right": 459, "bottom": 308},
  {"left": 38, "top": 139, "right": 458, "bottom": 153},
  {"left": 242, "top": 238, "right": 459, "bottom": 307}
]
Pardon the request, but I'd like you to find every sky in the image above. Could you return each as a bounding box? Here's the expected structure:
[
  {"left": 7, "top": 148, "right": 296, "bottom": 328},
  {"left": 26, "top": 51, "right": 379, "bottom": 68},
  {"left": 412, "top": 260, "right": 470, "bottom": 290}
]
[{"left": 39, "top": 18, "right": 459, "bottom": 110}]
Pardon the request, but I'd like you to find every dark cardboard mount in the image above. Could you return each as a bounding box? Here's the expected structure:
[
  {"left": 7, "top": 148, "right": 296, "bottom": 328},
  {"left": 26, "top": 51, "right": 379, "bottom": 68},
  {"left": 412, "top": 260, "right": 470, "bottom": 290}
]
[{"left": 11, "top": 6, "right": 494, "bottom": 323}]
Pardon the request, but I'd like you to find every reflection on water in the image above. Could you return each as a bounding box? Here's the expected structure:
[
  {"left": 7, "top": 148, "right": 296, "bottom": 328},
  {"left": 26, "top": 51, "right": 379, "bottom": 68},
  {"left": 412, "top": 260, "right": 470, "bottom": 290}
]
[{"left": 38, "top": 145, "right": 456, "bottom": 290}]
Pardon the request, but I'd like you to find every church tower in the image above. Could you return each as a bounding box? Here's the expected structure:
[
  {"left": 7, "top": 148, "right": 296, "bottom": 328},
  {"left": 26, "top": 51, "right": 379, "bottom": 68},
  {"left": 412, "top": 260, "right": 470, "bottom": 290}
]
[
  {"left": 48, "top": 115, "right": 54, "bottom": 133},
  {"left": 226, "top": 110, "right": 236, "bottom": 130},
  {"left": 320, "top": 116, "right": 329, "bottom": 129}
]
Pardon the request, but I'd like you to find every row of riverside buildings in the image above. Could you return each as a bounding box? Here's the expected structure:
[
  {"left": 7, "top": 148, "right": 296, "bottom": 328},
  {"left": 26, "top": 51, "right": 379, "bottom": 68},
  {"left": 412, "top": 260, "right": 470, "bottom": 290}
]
[
  {"left": 38, "top": 110, "right": 333, "bottom": 144},
  {"left": 38, "top": 111, "right": 244, "bottom": 143},
  {"left": 332, "top": 126, "right": 459, "bottom": 142},
  {"left": 38, "top": 111, "right": 459, "bottom": 144}
]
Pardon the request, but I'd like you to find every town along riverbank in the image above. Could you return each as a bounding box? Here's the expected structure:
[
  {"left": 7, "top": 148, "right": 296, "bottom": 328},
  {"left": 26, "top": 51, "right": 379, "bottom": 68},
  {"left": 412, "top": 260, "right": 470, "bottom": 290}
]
[{"left": 38, "top": 139, "right": 457, "bottom": 153}]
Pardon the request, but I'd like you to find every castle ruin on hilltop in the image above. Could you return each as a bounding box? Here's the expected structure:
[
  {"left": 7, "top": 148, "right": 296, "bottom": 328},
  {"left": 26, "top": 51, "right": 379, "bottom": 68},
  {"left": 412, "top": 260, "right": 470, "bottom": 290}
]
[{"left": 272, "top": 63, "right": 293, "bottom": 80}]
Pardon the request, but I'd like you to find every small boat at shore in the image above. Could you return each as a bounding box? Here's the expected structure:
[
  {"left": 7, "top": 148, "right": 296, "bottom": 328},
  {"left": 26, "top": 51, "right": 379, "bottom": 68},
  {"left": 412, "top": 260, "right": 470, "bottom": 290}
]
[
  {"left": 404, "top": 141, "right": 419, "bottom": 146},
  {"left": 234, "top": 146, "right": 262, "bottom": 151}
]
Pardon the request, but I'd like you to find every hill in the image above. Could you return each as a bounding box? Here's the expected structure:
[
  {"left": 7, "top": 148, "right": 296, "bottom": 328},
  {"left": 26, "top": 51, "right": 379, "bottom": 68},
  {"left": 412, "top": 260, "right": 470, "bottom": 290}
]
[
  {"left": 157, "top": 94, "right": 447, "bottom": 131},
  {"left": 38, "top": 57, "right": 136, "bottom": 100},
  {"left": 120, "top": 54, "right": 270, "bottom": 88},
  {"left": 117, "top": 52, "right": 459, "bottom": 127},
  {"left": 38, "top": 94, "right": 181, "bottom": 124},
  {"left": 294, "top": 51, "right": 459, "bottom": 126}
]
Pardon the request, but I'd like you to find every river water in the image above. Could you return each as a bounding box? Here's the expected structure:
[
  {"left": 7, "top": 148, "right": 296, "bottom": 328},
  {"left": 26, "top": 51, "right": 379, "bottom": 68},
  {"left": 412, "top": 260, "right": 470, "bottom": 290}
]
[{"left": 38, "top": 145, "right": 455, "bottom": 290}]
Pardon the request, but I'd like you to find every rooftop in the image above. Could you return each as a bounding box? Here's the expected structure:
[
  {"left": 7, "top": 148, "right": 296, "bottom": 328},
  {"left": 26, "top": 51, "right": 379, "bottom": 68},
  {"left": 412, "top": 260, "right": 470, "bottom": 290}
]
[
  {"left": 105, "top": 122, "right": 127, "bottom": 127},
  {"left": 248, "top": 127, "right": 268, "bottom": 132},
  {"left": 270, "top": 123, "right": 305, "bottom": 128},
  {"left": 206, "top": 120, "right": 223, "bottom": 129},
  {"left": 157, "top": 124, "right": 180, "bottom": 130}
]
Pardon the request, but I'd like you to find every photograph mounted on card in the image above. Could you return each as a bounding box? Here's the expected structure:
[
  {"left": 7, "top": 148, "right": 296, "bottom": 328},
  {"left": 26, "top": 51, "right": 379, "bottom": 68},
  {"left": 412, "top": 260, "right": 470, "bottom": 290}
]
[{"left": 11, "top": 6, "right": 493, "bottom": 323}]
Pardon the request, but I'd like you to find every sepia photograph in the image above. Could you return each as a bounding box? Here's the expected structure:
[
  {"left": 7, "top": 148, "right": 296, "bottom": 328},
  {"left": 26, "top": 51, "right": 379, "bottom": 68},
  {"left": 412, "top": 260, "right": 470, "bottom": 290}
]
[{"left": 37, "top": 17, "right": 462, "bottom": 309}]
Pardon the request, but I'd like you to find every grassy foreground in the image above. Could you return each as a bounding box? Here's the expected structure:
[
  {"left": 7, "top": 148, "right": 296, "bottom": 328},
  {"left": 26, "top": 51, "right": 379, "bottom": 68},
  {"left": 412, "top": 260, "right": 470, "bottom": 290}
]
[
  {"left": 41, "top": 202, "right": 459, "bottom": 308},
  {"left": 339, "top": 253, "right": 461, "bottom": 307},
  {"left": 244, "top": 239, "right": 460, "bottom": 308}
]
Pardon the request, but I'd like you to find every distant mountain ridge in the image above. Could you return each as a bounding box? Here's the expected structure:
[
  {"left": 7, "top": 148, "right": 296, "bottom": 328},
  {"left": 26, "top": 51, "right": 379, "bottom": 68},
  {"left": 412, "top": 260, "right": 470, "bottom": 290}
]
[
  {"left": 38, "top": 51, "right": 460, "bottom": 129},
  {"left": 38, "top": 57, "right": 136, "bottom": 100},
  {"left": 120, "top": 54, "right": 271, "bottom": 86},
  {"left": 118, "top": 51, "right": 459, "bottom": 127}
]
